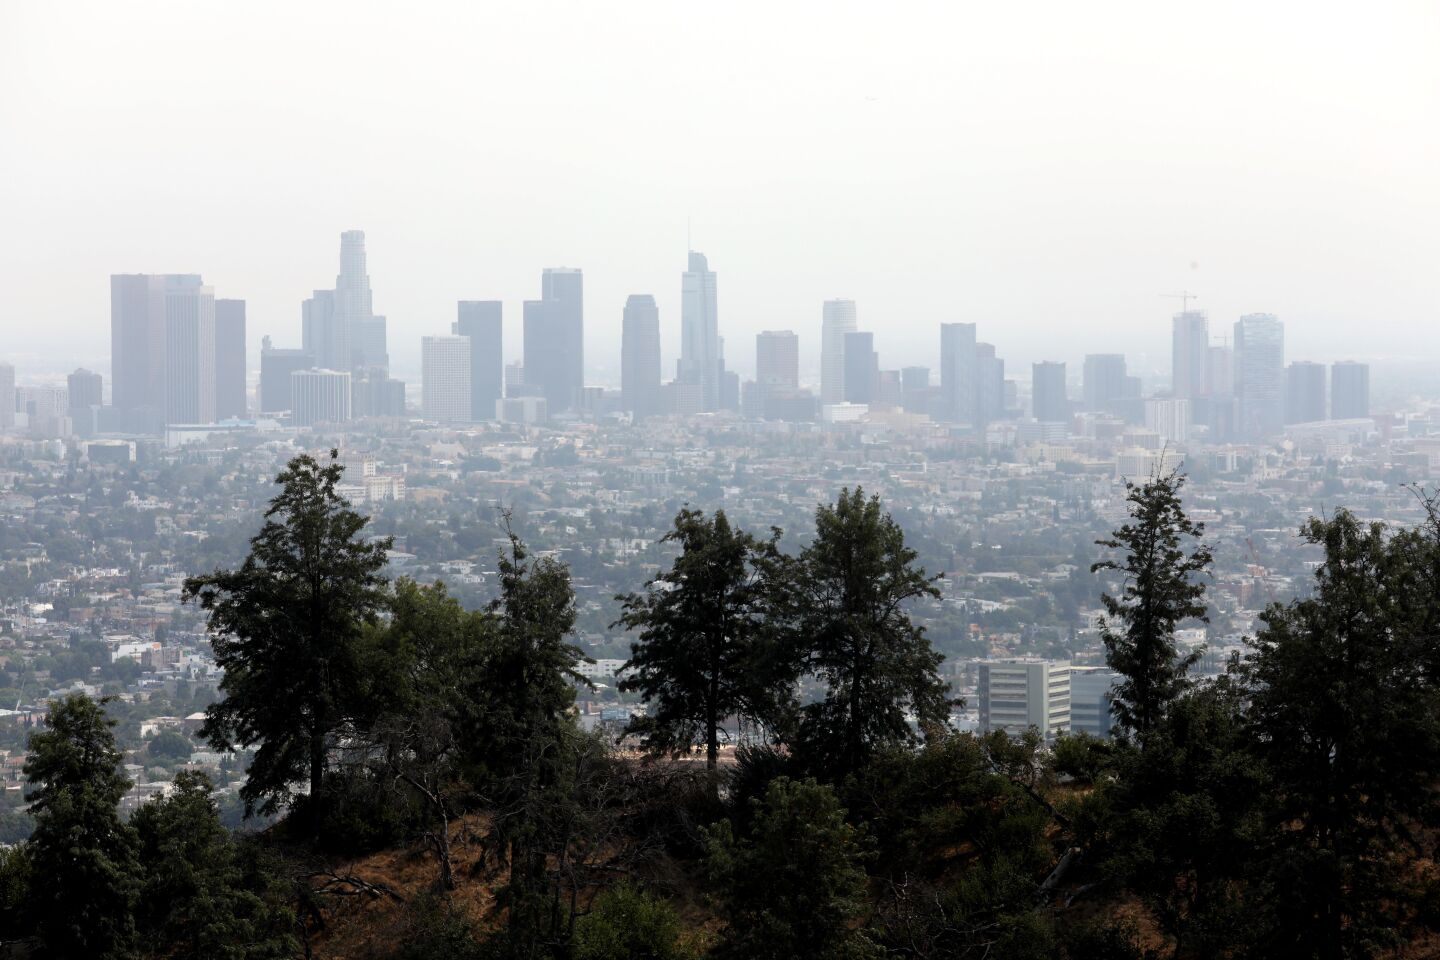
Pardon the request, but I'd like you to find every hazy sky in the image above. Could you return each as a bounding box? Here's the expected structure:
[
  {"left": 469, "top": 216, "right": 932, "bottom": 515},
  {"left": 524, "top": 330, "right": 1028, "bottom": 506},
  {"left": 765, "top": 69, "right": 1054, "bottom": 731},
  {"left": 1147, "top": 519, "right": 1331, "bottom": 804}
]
[{"left": 2, "top": 1, "right": 1437, "bottom": 386}]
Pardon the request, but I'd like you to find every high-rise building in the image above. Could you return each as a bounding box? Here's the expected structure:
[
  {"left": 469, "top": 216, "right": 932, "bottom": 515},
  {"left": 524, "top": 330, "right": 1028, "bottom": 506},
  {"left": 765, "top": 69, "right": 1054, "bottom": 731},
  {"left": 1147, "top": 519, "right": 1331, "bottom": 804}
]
[
  {"left": 939, "top": 322, "right": 977, "bottom": 424},
  {"left": 1171, "top": 311, "right": 1209, "bottom": 400},
  {"left": 680, "top": 252, "right": 720, "bottom": 411},
  {"left": 1234, "top": 313, "right": 1285, "bottom": 438},
  {"left": 258, "top": 337, "right": 314, "bottom": 414},
  {"left": 523, "top": 268, "right": 584, "bottom": 414},
  {"left": 1206, "top": 344, "right": 1234, "bottom": 397},
  {"left": 302, "top": 289, "right": 343, "bottom": 371},
  {"left": 337, "top": 230, "right": 386, "bottom": 370},
  {"left": 163, "top": 276, "right": 216, "bottom": 425},
  {"left": 112, "top": 274, "right": 202, "bottom": 432},
  {"left": 291, "top": 369, "right": 352, "bottom": 427},
  {"left": 1145, "top": 397, "right": 1191, "bottom": 445},
  {"left": 976, "top": 343, "right": 1005, "bottom": 426},
  {"left": 1082, "top": 354, "right": 1128, "bottom": 411},
  {"left": 454, "top": 301, "right": 503, "bottom": 421},
  {"left": 303, "top": 231, "right": 387, "bottom": 373},
  {"left": 20, "top": 386, "right": 68, "bottom": 438},
  {"left": 422, "top": 335, "right": 472, "bottom": 423},
  {"left": 67, "top": 368, "right": 102, "bottom": 412},
  {"left": 1285, "top": 361, "right": 1327, "bottom": 424},
  {"left": 68, "top": 368, "right": 103, "bottom": 437},
  {"left": 842, "top": 331, "right": 877, "bottom": 404},
  {"left": 1330, "top": 362, "right": 1370, "bottom": 420},
  {"left": 621, "top": 295, "right": 662, "bottom": 419},
  {"left": 978, "top": 658, "right": 1071, "bottom": 739},
  {"left": 1032, "top": 361, "right": 1068, "bottom": 423},
  {"left": 756, "top": 330, "right": 800, "bottom": 394},
  {"left": 215, "top": 299, "right": 247, "bottom": 420},
  {"left": 352, "top": 367, "right": 407, "bottom": 418},
  {"left": 820, "top": 300, "right": 857, "bottom": 403},
  {"left": 0, "top": 363, "right": 13, "bottom": 432},
  {"left": 110, "top": 273, "right": 221, "bottom": 429},
  {"left": 900, "top": 366, "right": 931, "bottom": 415}
]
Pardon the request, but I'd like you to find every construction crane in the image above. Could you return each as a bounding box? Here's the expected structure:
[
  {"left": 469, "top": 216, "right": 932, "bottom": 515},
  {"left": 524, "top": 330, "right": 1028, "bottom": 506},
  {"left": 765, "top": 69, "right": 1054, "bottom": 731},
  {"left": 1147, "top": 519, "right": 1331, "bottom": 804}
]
[
  {"left": 1161, "top": 291, "right": 1201, "bottom": 314},
  {"left": 1245, "top": 537, "right": 1276, "bottom": 605}
]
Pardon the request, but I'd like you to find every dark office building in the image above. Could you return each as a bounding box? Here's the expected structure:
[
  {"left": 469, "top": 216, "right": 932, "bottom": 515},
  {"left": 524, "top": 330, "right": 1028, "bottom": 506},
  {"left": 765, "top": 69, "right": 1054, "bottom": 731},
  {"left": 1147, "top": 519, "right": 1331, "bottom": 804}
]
[
  {"left": 1285, "top": 361, "right": 1327, "bottom": 424},
  {"left": 215, "top": 298, "right": 247, "bottom": 419},
  {"left": 1330, "top": 361, "right": 1370, "bottom": 419},
  {"left": 842, "top": 331, "right": 877, "bottom": 404},
  {"left": 1032, "top": 361, "right": 1068, "bottom": 423},
  {"left": 523, "top": 268, "right": 584, "bottom": 414},
  {"left": 454, "top": 300, "right": 504, "bottom": 420},
  {"left": 621, "top": 295, "right": 662, "bottom": 418},
  {"left": 258, "top": 337, "right": 314, "bottom": 414}
]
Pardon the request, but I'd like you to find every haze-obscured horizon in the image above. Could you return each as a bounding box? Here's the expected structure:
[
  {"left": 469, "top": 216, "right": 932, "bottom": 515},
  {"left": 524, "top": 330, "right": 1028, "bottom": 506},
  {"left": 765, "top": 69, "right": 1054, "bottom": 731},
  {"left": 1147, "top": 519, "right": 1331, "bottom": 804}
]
[{"left": 2, "top": 1, "right": 1437, "bottom": 383}]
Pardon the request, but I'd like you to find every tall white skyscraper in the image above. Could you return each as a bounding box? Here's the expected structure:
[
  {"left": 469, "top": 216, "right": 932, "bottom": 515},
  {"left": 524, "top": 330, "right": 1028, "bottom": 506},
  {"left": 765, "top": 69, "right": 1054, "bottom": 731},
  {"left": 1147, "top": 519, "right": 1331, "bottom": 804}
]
[
  {"left": 680, "top": 252, "right": 720, "bottom": 411},
  {"left": 820, "top": 299, "right": 857, "bottom": 403},
  {"left": 1171, "top": 311, "right": 1209, "bottom": 400},
  {"left": 337, "top": 230, "right": 387, "bottom": 370},
  {"left": 1234, "top": 313, "right": 1285, "bottom": 439},
  {"left": 163, "top": 276, "right": 216, "bottom": 425},
  {"left": 303, "top": 231, "right": 387, "bottom": 373},
  {"left": 113, "top": 273, "right": 220, "bottom": 431},
  {"left": 422, "top": 335, "right": 472, "bottom": 423},
  {"left": 939, "top": 321, "right": 977, "bottom": 424},
  {"left": 523, "top": 268, "right": 584, "bottom": 414},
  {"left": 622, "top": 294, "right": 662, "bottom": 418}
]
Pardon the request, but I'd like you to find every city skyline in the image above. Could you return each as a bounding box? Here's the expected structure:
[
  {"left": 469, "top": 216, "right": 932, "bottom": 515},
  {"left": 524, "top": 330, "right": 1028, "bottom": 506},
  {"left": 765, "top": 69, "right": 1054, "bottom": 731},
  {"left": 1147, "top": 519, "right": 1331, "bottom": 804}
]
[{"left": 3, "top": 3, "right": 1435, "bottom": 378}]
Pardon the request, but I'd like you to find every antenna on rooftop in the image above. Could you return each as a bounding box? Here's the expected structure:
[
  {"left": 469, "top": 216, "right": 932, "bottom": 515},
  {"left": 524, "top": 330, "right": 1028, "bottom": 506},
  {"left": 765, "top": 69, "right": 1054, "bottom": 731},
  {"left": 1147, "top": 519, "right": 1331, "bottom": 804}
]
[{"left": 1161, "top": 291, "right": 1201, "bottom": 314}]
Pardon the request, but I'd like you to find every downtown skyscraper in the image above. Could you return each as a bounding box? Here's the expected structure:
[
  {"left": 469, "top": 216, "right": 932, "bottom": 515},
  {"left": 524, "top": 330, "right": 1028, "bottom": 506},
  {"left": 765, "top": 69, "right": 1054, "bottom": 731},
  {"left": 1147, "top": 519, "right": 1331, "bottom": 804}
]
[
  {"left": 422, "top": 335, "right": 472, "bottom": 423},
  {"left": 940, "top": 322, "right": 978, "bottom": 425},
  {"left": 1331, "top": 361, "right": 1370, "bottom": 419},
  {"left": 1234, "top": 313, "right": 1285, "bottom": 438},
  {"left": 680, "top": 252, "right": 720, "bottom": 411},
  {"left": 621, "top": 294, "right": 662, "bottom": 419},
  {"left": 303, "top": 230, "right": 388, "bottom": 374},
  {"left": 523, "top": 267, "right": 584, "bottom": 415},
  {"left": 454, "top": 301, "right": 503, "bottom": 420},
  {"left": 820, "top": 300, "right": 857, "bottom": 404},
  {"left": 215, "top": 298, "right": 247, "bottom": 420},
  {"left": 1171, "top": 310, "right": 1209, "bottom": 400},
  {"left": 111, "top": 274, "right": 217, "bottom": 431}
]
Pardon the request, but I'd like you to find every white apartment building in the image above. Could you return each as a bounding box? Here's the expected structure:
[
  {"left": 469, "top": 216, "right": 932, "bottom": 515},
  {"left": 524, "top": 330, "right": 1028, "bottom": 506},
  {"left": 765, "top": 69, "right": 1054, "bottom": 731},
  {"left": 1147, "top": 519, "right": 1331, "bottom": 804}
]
[
  {"left": 977, "top": 658, "right": 1071, "bottom": 739},
  {"left": 422, "top": 335, "right": 472, "bottom": 423}
]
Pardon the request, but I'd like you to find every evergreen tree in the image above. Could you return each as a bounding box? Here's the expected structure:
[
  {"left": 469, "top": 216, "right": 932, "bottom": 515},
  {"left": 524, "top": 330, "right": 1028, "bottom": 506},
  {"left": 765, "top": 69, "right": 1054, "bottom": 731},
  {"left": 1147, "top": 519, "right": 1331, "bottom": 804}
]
[
  {"left": 1243, "top": 511, "right": 1440, "bottom": 957},
  {"left": 131, "top": 771, "right": 296, "bottom": 959},
  {"left": 1092, "top": 469, "right": 1212, "bottom": 741},
  {"left": 479, "top": 527, "right": 590, "bottom": 957},
  {"left": 23, "top": 693, "right": 139, "bottom": 960},
  {"left": 369, "top": 578, "right": 497, "bottom": 889},
  {"left": 706, "top": 777, "right": 878, "bottom": 960},
  {"left": 183, "top": 451, "right": 392, "bottom": 833},
  {"left": 781, "top": 488, "right": 951, "bottom": 780},
  {"left": 615, "top": 508, "right": 784, "bottom": 772}
]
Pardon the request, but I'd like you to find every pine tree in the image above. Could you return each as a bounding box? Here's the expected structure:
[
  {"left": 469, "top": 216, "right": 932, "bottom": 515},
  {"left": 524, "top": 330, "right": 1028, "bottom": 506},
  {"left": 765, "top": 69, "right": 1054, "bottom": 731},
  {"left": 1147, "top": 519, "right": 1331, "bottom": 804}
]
[
  {"left": 132, "top": 771, "right": 296, "bottom": 959},
  {"left": 1243, "top": 511, "right": 1440, "bottom": 957},
  {"left": 615, "top": 508, "right": 785, "bottom": 772},
  {"left": 24, "top": 694, "right": 139, "bottom": 960},
  {"left": 478, "top": 527, "right": 589, "bottom": 958},
  {"left": 183, "top": 451, "right": 391, "bottom": 834},
  {"left": 781, "top": 488, "right": 951, "bottom": 780},
  {"left": 1092, "top": 469, "right": 1212, "bottom": 741}
]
